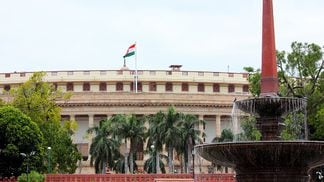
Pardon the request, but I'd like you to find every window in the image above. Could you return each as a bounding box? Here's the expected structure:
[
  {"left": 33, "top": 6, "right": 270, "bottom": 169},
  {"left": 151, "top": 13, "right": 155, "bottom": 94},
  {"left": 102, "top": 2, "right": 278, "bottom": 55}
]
[
  {"left": 116, "top": 82, "right": 123, "bottom": 91},
  {"left": 149, "top": 82, "right": 157, "bottom": 92},
  {"left": 213, "top": 72, "right": 219, "bottom": 76},
  {"left": 228, "top": 84, "right": 235, "bottom": 93},
  {"left": 165, "top": 82, "right": 173, "bottom": 92},
  {"left": 243, "top": 85, "right": 249, "bottom": 92},
  {"left": 5, "top": 73, "right": 10, "bottom": 78},
  {"left": 67, "top": 71, "right": 73, "bottom": 75},
  {"left": 166, "top": 71, "right": 172, "bottom": 75},
  {"left": 228, "top": 73, "right": 234, "bottom": 77},
  {"left": 198, "top": 83, "right": 205, "bottom": 92},
  {"left": 83, "top": 71, "right": 90, "bottom": 75},
  {"left": 137, "top": 71, "right": 143, "bottom": 75},
  {"left": 67, "top": 82, "right": 74, "bottom": 91},
  {"left": 243, "top": 73, "right": 248, "bottom": 78},
  {"left": 51, "top": 72, "right": 58, "bottom": 76},
  {"left": 20, "top": 72, "right": 26, "bottom": 77},
  {"left": 4, "top": 85, "right": 10, "bottom": 91},
  {"left": 198, "top": 72, "right": 204, "bottom": 76},
  {"left": 182, "top": 83, "right": 189, "bottom": 92},
  {"left": 182, "top": 72, "right": 188, "bottom": 76},
  {"left": 53, "top": 83, "right": 58, "bottom": 90},
  {"left": 99, "top": 82, "right": 107, "bottom": 91},
  {"left": 213, "top": 83, "right": 220, "bottom": 92},
  {"left": 130, "top": 82, "right": 142, "bottom": 92},
  {"left": 83, "top": 82, "right": 90, "bottom": 91}
]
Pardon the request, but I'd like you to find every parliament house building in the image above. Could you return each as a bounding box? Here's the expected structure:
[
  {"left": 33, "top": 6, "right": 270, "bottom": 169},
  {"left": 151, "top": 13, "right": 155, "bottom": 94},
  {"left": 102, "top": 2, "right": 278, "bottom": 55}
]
[{"left": 0, "top": 65, "right": 250, "bottom": 173}]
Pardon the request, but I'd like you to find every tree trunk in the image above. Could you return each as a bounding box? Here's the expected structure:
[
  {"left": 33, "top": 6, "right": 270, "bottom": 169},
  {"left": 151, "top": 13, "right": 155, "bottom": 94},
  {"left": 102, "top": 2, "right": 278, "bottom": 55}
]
[
  {"left": 124, "top": 153, "right": 129, "bottom": 174},
  {"left": 102, "top": 162, "right": 106, "bottom": 174},
  {"left": 168, "top": 146, "right": 173, "bottom": 173},
  {"left": 125, "top": 139, "right": 129, "bottom": 174},
  {"left": 156, "top": 151, "right": 161, "bottom": 174},
  {"left": 129, "top": 151, "right": 134, "bottom": 173},
  {"left": 187, "top": 143, "right": 192, "bottom": 174}
]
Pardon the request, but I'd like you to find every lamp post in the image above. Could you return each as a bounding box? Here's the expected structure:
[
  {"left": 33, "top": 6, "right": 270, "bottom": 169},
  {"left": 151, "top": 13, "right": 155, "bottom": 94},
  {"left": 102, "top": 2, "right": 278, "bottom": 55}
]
[
  {"left": 20, "top": 151, "right": 35, "bottom": 182},
  {"left": 47, "top": 147, "right": 52, "bottom": 173}
]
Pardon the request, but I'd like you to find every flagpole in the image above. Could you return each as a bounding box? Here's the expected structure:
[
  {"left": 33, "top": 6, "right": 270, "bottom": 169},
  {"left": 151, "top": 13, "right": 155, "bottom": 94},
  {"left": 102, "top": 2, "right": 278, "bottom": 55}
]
[{"left": 135, "top": 41, "right": 138, "bottom": 93}]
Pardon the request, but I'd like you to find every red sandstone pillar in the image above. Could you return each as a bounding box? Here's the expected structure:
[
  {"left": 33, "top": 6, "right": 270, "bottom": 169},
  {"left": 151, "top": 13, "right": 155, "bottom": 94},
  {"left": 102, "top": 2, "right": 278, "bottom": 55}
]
[{"left": 261, "top": 0, "right": 279, "bottom": 96}]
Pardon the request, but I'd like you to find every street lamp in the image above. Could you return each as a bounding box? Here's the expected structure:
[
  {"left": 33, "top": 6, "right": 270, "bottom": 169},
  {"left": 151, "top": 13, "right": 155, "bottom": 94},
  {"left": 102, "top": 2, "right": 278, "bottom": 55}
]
[
  {"left": 47, "top": 147, "right": 52, "bottom": 173},
  {"left": 20, "top": 151, "right": 35, "bottom": 182}
]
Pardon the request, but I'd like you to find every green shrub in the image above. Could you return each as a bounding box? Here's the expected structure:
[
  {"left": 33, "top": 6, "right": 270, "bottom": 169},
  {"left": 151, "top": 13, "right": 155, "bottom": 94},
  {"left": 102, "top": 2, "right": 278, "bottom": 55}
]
[{"left": 17, "top": 171, "right": 44, "bottom": 182}]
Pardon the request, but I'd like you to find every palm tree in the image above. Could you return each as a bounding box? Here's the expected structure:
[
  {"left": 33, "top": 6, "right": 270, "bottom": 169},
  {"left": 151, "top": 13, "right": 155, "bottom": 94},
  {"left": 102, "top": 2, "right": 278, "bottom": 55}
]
[
  {"left": 111, "top": 114, "right": 146, "bottom": 174},
  {"left": 178, "top": 114, "right": 205, "bottom": 173},
  {"left": 144, "top": 147, "right": 167, "bottom": 174},
  {"left": 88, "top": 119, "right": 120, "bottom": 174},
  {"left": 160, "top": 106, "right": 182, "bottom": 173},
  {"left": 147, "top": 111, "right": 165, "bottom": 174}
]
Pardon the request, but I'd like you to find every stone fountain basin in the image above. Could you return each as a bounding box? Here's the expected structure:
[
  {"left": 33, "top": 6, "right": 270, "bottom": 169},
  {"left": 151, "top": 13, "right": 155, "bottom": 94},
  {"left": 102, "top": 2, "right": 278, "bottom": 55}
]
[{"left": 196, "top": 141, "right": 324, "bottom": 174}]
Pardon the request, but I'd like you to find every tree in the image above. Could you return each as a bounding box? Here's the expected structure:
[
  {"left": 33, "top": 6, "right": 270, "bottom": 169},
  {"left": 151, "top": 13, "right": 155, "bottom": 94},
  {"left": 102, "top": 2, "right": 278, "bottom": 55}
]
[
  {"left": 10, "top": 72, "right": 81, "bottom": 173},
  {"left": 244, "top": 42, "right": 324, "bottom": 140},
  {"left": 0, "top": 106, "right": 44, "bottom": 177},
  {"left": 143, "top": 148, "right": 167, "bottom": 174},
  {"left": 212, "top": 129, "right": 234, "bottom": 143},
  {"left": 146, "top": 111, "right": 165, "bottom": 174},
  {"left": 243, "top": 67, "right": 261, "bottom": 97},
  {"left": 177, "top": 114, "right": 204, "bottom": 173},
  {"left": 239, "top": 117, "right": 261, "bottom": 141},
  {"left": 88, "top": 119, "right": 121, "bottom": 174},
  {"left": 160, "top": 106, "right": 182, "bottom": 173},
  {"left": 110, "top": 114, "right": 146, "bottom": 174}
]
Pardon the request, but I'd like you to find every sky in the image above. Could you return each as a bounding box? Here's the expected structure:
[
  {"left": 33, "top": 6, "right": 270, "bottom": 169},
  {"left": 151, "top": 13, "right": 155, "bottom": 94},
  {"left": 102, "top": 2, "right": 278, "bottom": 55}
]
[{"left": 0, "top": 0, "right": 324, "bottom": 73}]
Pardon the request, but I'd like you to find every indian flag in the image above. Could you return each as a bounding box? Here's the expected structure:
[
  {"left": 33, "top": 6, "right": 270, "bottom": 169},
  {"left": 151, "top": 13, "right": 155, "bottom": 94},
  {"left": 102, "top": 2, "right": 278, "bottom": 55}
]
[{"left": 123, "top": 43, "right": 136, "bottom": 58}]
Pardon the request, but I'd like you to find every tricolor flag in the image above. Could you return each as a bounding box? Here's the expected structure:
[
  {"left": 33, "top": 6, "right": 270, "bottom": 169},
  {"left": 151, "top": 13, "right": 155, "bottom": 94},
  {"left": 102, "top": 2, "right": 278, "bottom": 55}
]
[{"left": 123, "top": 43, "right": 136, "bottom": 58}]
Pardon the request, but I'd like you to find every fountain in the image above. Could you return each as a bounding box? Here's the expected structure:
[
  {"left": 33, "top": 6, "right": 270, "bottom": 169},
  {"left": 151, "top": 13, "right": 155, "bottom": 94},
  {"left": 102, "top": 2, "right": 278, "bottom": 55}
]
[{"left": 195, "top": 0, "right": 324, "bottom": 181}]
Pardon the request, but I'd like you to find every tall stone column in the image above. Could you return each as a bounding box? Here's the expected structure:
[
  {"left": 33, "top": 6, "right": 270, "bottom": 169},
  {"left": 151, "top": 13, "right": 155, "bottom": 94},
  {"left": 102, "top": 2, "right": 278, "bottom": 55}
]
[
  {"left": 198, "top": 115, "right": 205, "bottom": 142},
  {"left": 70, "top": 114, "right": 75, "bottom": 121},
  {"left": 216, "top": 115, "right": 221, "bottom": 137},
  {"left": 88, "top": 114, "right": 94, "bottom": 161}
]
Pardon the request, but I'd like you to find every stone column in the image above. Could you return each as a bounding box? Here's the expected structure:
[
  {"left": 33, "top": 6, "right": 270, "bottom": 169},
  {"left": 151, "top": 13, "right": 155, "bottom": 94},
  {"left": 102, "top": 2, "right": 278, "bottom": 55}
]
[
  {"left": 88, "top": 114, "right": 94, "bottom": 128},
  {"left": 88, "top": 114, "right": 94, "bottom": 162},
  {"left": 198, "top": 115, "right": 205, "bottom": 143},
  {"left": 216, "top": 115, "right": 221, "bottom": 137},
  {"left": 70, "top": 114, "right": 75, "bottom": 121}
]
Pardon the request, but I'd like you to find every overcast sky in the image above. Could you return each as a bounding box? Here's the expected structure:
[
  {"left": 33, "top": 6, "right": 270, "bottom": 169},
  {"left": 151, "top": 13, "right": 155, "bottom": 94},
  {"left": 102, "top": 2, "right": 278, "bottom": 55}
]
[{"left": 1, "top": 0, "right": 324, "bottom": 73}]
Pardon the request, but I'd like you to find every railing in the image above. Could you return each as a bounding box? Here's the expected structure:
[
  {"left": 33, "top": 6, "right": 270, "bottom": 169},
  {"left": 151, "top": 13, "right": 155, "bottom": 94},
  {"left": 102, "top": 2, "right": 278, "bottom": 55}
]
[
  {"left": 46, "top": 173, "right": 235, "bottom": 182},
  {"left": 0, "top": 177, "right": 17, "bottom": 182}
]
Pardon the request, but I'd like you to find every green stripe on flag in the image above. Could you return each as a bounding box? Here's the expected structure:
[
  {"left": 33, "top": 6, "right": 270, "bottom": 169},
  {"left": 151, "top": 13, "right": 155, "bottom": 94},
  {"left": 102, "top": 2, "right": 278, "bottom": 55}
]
[{"left": 123, "top": 51, "right": 135, "bottom": 58}]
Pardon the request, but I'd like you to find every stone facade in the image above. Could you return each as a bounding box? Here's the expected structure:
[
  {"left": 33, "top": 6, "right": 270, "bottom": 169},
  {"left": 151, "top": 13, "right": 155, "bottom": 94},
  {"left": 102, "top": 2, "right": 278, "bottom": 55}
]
[{"left": 0, "top": 68, "right": 250, "bottom": 173}]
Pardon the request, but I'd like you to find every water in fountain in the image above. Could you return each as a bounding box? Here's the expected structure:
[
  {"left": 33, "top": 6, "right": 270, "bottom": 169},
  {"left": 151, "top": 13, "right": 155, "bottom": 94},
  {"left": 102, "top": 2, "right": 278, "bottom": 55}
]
[{"left": 231, "top": 97, "right": 308, "bottom": 141}]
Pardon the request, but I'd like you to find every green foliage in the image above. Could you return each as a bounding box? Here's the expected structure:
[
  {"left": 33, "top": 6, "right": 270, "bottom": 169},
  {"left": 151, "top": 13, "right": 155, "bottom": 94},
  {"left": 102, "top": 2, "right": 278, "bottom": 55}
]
[
  {"left": 17, "top": 171, "right": 44, "bottom": 182},
  {"left": 281, "top": 113, "right": 305, "bottom": 140},
  {"left": 212, "top": 129, "right": 234, "bottom": 142},
  {"left": 177, "top": 114, "right": 205, "bottom": 173},
  {"left": 244, "top": 42, "right": 323, "bottom": 140},
  {"left": 10, "top": 72, "right": 81, "bottom": 173},
  {"left": 110, "top": 114, "right": 146, "bottom": 174},
  {"left": 88, "top": 119, "right": 121, "bottom": 174},
  {"left": 239, "top": 117, "right": 261, "bottom": 141},
  {"left": 243, "top": 67, "right": 261, "bottom": 97},
  {"left": 0, "top": 106, "right": 44, "bottom": 177},
  {"left": 143, "top": 149, "right": 167, "bottom": 174}
]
